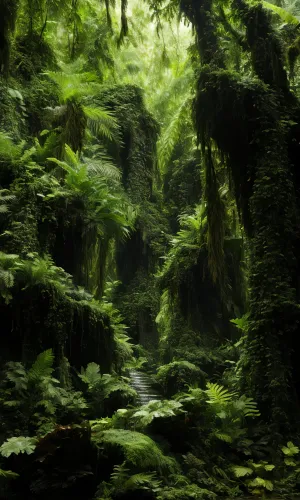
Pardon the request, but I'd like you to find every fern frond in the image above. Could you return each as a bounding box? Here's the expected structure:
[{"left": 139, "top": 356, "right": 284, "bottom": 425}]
[
  {"left": 83, "top": 105, "right": 120, "bottom": 142},
  {"left": 28, "top": 349, "right": 55, "bottom": 383},
  {"left": 5, "top": 361, "right": 28, "bottom": 391},
  {"left": 0, "top": 133, "right": 23, "bottom": 161},
  {"left": 206, "top": 383, "right": 233, "bottom": 405},
  {"left": 0, "top": 469, "right": 19, "bottom": 479},
  {"left": 64, "top": 144, "right": 80, "bottom": 167},
  {"left": 214, "top": 431, "right": 233, "bottom": 443},
  {"left": 233, "top": 396, "right": 260, "bottom": 418},
  {"left": 79, "top": 362, "right": 102, "bottom": 388},
  {"left": 124, "top": 472, "right": 161, "bottom": 491},
  {"left": 157, "top": 95, "right": 192, "bottom": 172}
]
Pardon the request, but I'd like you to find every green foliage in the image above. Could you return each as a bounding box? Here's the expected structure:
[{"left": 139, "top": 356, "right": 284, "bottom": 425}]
[
  {"left": 131, "top": 399, "right": 184, "bottom": 428},
  {"left": 282, "top": 441, "right": 300, "bottom": 456},
  {"left": 158, "top": 484, "right": 217, "bottom": 500},
  {"left": 97, "top": 464, "right": 162, "bottom": 499},
  {"left": 263, "top": 1, "right": 300, "bottom": 23},
  {"left": 94, "top": 429, "right": 178, "bottom": 472},
  {"left": 1, "top": 0, "right": 300, "bottom": 499},
  {"left": 0, "top": 436, "right": 37, "bottom": 458},
  {"left": 79, "top": 362, "right": 137, "bottom": 417},
  {"left": 157, "top": 94, "right": 193, "bottom": 173},
  {"left": 156, "top": 361, "right": 206, "bottom": 397},
  {"left": 0, "top": 349, "right": 88, "bottom": 436},
  {"left": 47, "top": 144, "right": 132, "bottom": 241},
  {"left": 0, "top": 469, "right": 19, "bottom": 479},
  {"left": 0, "top": 0, "right": 19, "bottom": 74},
  {"left": 177, "top": 382, "right": 260, "bottom": 451}
]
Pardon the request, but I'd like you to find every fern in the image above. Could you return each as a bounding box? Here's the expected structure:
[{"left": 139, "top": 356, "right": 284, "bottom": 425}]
[
  {"left": 82, "top": 105, "right": 120, "bottom": 142},
  {"left": 0, "top": 133, "right": 23, "bottom": 161},
  {"left": 232, "top": 396, "right": 260, "bottom": 418},
  {"left": 123, "top": 472, "right": 161, "bottom": 491},
  {"left": 157, "top": 94, "right": 192, "bottom": 172},
  {"left": 206, "top": 383, "right": 233, "bottom": 405},
  {"left": 28, "top": 349, "right": 55, "bottom": 383},
  {"left": 5, "top": 361, "right": 28, "bottom": 391},
  {"left": 0, "top": 469, "right": 19, "bottom": 479},
  {"left": 131, "top": 400, "right": 184, "bottom": 428},
  {"left": 79, "top": 362, "right": 102, "bottom": 388}
]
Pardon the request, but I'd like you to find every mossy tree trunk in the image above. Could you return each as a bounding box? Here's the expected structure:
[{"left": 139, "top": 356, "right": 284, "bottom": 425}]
[{"left": 179, "top": 0, "right": 300, "bottom": 427}]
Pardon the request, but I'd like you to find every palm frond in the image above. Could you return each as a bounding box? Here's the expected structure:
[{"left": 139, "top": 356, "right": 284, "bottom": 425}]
[
  {"left": 157, "top": 95, "right": 192, "bottom": 172},
  {"left": 83, "top": 105, "right": 120, "bottom": 142},
  {"left": 262, "top": 1, "right": 300, "bottom": 23}
]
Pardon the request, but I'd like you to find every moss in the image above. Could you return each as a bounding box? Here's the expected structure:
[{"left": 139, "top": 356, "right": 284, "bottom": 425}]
[
  {"left": 97, "top": 85, "right": 159, "bottom": 203},
  {"left": 0, "top": 279, "right": 115, "bottom": 372},
  {"left": 0, "top": 77, "right": 24, "bottom": 138},
  {"left": 233, "top": 0, "right": 288, "bottom": 91},
  {"left": 156, "top": 361, "right": 206, "bottom": 397},
  {"left": 194, "top": 66, "right": 278, "bottom": 233},
  {"left": 21, "top": 75, "right": 60, "bottom": 135},
  {"left": 180, "top": 0, "right": 223, "bottom": 66},
  {"left": 163, "top": 150, "right": 202, "bottom": 232},
  {"left": 12, "top": 32, "right": 57, "bottom": 80},
  {"left": 288, "top": 36, "right": 300, "bottom": 77},
  {"left": 0, "top": 0, "right": 19, "bottom": 76}
]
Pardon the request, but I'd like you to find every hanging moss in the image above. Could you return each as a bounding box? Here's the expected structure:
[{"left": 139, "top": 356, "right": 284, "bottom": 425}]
[
  {"left": 97, "top": 85, "right": 164, "bottom": 346},
  {"left": 180, "top": 0, "right": 224, "bottom": 66},
  {"left": 288, "top": 36, "right": 300, "bottom": 77},
  {"left": 163, "top": 149, "right": 202, "bottom": 232},
  {"left": 233, "top": 0, "right": 288, "bottom": 91},
  {"left": 97, "top": 85, "right": 159, "bottom": 203},
  {"left": 12, "top": 32, "right": 57, "bottom": 80},
  {"left": 194, "top": 66, "right": 278, "bottom": 233},
  {"left": 0, "top": 0, "right": 19, "bottom": 75},
  {"left": 21, "top": 75, "right": 60, "bottom": 135},
  {"left": 0, "top": 279, "right": 115, "bottom": 372}
]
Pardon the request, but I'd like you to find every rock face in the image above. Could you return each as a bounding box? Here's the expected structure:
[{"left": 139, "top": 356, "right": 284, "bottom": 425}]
[{"left": 129, "top": 370, "right": 161, "bottom": 405}]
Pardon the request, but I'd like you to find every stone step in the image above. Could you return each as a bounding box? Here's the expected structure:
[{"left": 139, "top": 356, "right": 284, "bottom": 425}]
[{"left": 129, "top": 370, "right": 162, "bottom": 405}]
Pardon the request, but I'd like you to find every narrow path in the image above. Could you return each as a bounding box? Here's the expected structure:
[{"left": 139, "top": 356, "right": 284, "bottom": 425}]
[{"left": 129, "top": 370, "right": 162, "bottom": 405}]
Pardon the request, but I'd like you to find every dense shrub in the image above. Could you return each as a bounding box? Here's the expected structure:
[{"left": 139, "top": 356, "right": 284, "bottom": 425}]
[{"left": 156, "top": 361, "right": 206, "bottom": 397}]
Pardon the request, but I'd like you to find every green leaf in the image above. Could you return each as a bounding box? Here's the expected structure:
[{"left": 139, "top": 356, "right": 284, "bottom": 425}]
[
  {"left": 282, "top": 441, "right": 299, "bottom": 456},
  {"left": 284, "top": 458, "right": 296, "bottom": 466},
  {"left": 0, "top": 437, "right": 37, "bottom": 458},
  {"left": 264, "top": 479, "right": 274, "bottom": 491},
  {"left": 262, "top": 1, "right": 300, "bottom": 24},
  {"left": 214, "top": 432, "right": 232, "bottom": 443},
  {"left": 0, "top": 469, "right": 19, "bottom": 479},
  {"left": 232, "top": 466, "right": 253, "bottom": 477},
  {"left": 264, "top": 464, "right": 275, "bottom": 471}
]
